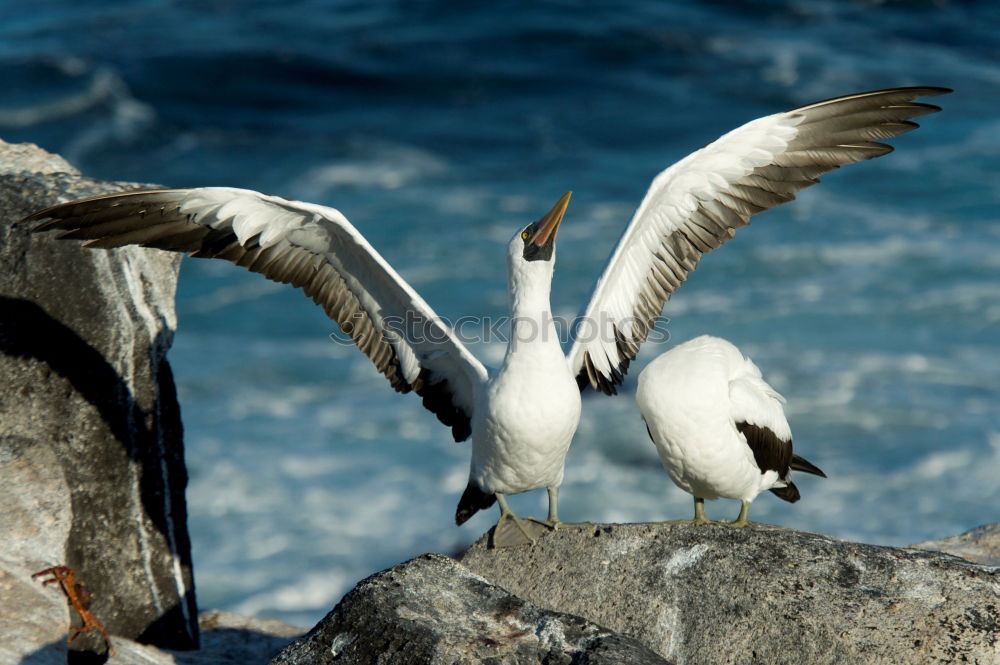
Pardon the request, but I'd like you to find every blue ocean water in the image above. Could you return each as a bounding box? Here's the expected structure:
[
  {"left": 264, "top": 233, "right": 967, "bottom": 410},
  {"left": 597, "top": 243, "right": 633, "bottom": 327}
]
[{"left": 3, "top": 1, "right": 999, "bottom": 627}]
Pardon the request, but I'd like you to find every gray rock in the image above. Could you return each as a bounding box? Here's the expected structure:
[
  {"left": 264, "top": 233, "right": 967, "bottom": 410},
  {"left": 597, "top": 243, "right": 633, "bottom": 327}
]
[
  {"left": 460, "top": 522, "right": 1000, "bottom": 665},
  {"left": 12, "top": 610, "right": 305, "bottom": 665},
  {"left": 0, "top": 436, "right": 73, "bottom": 665},
  {"left": 270, "top": 553, "right": 673, "bottom": 665},
  {"left": 0, "top": 139, "right": 198, "bottom": 654},
  {"left": 175, "top": 611, "right": 305, "bottom": 664},
  {"left": 0, "top": 140, "right": 75, "bottom": 174},
  {"left": 913, "top": 523, "right": 1000, "bottom": 567},
  {"left": 100, "top": 611, "right": 305, "bottom": 665}
]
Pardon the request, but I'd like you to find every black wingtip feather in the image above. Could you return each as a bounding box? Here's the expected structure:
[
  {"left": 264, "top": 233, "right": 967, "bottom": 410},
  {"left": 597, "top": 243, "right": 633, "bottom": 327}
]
[
  {"left": 789, "top": 86, "right": 952, "bottom": 114},
  {"left": 455, "top": 481, "right": 496, "bottom": 525},
  {"left": 770, "top": 482, "right": 801, "bottom": 503},
  {"left": 414, "top": 370, "right": 472, "bottom": 442},
  {"left": 919, "top": 86, "right": 953, "bottom": 96}
]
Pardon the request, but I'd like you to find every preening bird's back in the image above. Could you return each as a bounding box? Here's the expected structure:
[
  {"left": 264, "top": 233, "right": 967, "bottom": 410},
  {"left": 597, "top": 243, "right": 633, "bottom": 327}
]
[
  {"left": 637, "top": 336, "right": 777, "bottom": 499},
  {"left": 726, "top": 350, "right": 792, "bottom": 444},
  {"left": 637, "top": 335, "right": 740, "bottom": 422}
]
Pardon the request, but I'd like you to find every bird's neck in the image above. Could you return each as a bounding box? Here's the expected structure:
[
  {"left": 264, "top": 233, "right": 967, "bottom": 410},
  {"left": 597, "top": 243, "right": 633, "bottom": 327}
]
[{"left": 505, "top": 266, "right": 561, "bottom": 359}]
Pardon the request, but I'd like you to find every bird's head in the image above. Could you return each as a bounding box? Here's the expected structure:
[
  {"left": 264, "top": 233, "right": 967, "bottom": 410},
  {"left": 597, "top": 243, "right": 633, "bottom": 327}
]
[{"left": 506, "top": 192, "right": 571, "bottom": 278}]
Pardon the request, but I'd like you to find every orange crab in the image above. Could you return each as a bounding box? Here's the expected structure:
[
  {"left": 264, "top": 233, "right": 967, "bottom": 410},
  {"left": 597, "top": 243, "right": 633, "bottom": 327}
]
[{"left": 33, "top": 565, "right": 114, "bottom": 655}]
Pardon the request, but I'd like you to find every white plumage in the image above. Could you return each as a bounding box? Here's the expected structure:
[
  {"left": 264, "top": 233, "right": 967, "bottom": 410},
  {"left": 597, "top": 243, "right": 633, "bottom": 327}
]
[
  {"left": 637, "top": 335, "right": 826, "bottom": 525},
  {"left": 471, "top": 234, "right": 581, "bottom": 500},
  {"left": 568, "top": 87, "right": 949, "bottom": 395},
  {"left": 29, "top": 87, "right": 944, "bottom": 544}
]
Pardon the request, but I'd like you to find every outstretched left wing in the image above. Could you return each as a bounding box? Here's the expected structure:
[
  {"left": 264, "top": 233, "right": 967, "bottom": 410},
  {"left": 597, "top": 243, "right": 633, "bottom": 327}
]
[
  {"left": 568, "top": 86, "right": 950, "bottom": 394},
  {"left": 29, "top": 187, "right": 489, "bottom": 441}
]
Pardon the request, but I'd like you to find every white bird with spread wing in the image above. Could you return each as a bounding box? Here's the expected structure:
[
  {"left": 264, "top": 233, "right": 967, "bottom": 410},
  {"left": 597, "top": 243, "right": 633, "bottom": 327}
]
[{"left": 29, "top": 86, "right": 947, "bottom": 546}]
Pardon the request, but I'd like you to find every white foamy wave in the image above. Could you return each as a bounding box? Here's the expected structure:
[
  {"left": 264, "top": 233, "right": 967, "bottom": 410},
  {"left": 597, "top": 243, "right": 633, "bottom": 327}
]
[
  {"left": 225, "top": 384, "right": 331, "bottom": 420},
  {"left": 187, "top": 420, "right": 473, "bottom": 622},
  {"left": 234, "top": 570, "right": 350, "bottom": 623},
  {"left": 781, "top": 431, "right": 1000, "bottom": 546},
  {"left": 570, "top": 398, "right": 1000, "bottom": 547},
  {"left": 0, "top": 60, "right": 143, "bottom": 128},
  {"left": 0, "top": 59, "right": 155, "bottom": 163},
  {"left": 292, "top": 139, "right": 449, "bottom": 198}
]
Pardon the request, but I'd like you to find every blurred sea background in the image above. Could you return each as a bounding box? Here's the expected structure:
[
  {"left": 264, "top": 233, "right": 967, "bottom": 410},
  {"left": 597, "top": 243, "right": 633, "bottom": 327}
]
[{"left": 2, "top": 0, "right": 998, "bottom": 627}]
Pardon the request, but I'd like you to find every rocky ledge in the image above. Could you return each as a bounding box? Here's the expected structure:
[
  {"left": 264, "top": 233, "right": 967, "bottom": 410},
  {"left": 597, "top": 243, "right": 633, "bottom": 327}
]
[
  {"left": 914, "top": 523, "right": 1000, "bottom": 568},
  {"left": 459, "top": 522, "right": 1000, "bottom": 665},
  {"left": 270, "top": 522, "right": 1000, "bottom": 665},
  {"left": 271, "top": 553, "right": 669, "bottom": 665}
]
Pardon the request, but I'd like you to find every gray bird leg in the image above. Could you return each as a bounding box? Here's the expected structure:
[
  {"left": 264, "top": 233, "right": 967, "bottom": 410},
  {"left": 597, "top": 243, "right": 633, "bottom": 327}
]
[
  {"left": 693, "top": 496, "right": 710, "bottom": 524},
  {"left": 654, "top": 495, "right": 713, "bottom": 525},
  {"left": 728, "top": 499, "right": 751, "bottom": 527},
  {"left": 545, "top": 486, "right": 561, "bottom": 529}
]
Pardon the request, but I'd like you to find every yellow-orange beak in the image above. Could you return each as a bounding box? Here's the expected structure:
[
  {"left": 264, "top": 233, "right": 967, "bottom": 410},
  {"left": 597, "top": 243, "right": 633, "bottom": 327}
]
[{"left": 530, "top": 191, "right": 571, "bottom": 247}]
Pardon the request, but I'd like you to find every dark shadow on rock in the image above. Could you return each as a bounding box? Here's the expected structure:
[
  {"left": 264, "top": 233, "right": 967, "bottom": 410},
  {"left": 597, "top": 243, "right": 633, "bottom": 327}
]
[
  {"left": 66, "top": 648, "right": 109, "bottom": 665},
  {"left": 16, "top": 639, "right": 68, "bottom": 665},
  {"left": 183, "top": 626, "right": 303, "bottom": 664},
  {"left": 0, "top": 296, "right": 198, "bottom": 649},
  {"left": 0, "top": 297, "right": 147, "bottom": 449},
  {"left": 20, "top": 623, "right": 304, "bottom": 665}
]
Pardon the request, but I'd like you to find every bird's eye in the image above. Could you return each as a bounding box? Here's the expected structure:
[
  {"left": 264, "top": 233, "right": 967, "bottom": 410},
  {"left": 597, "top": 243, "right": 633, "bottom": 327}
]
[{"left": 521, "top": 231, "right": 529, "bottom": 240}]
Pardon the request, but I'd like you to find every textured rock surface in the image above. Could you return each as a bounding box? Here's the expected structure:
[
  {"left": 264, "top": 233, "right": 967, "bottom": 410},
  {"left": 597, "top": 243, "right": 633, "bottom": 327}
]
[
  {"left": 0, "top": 139, "right": 198, "bottom": 654},
  {"left": 111, "top": 611, "right": 304, "bottom": 665},
  {"left": 177, "top": 611, "right": 305, "bottom": 664},
  {"left": 914, "top": 522, "right": 1000, "bottom": 567},
  {"left": 0, "top": 436, "right": 73, "bottom": 665},
  {"left": 460, "top": 522, "right": 1000, "bottom": 665},
  {"left": 270, "top": 553, "right": 672, "bottom": 665},
  {"left": 17, "top": 611, "right": 305, "bottom": 665}
]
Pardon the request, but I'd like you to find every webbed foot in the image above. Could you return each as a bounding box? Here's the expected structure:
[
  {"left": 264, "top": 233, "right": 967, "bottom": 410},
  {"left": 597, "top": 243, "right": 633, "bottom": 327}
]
[{"left": 492, "top": 513, "right": 552, "bottom": 547}]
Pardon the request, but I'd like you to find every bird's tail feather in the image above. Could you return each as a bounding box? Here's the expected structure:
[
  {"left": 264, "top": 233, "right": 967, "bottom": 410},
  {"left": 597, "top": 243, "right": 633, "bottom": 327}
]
[
  {"left": 790, "top": 454, "right": 827, "bottom": 478},
  {"left": 455, "top": 481, "right": 496, "bottom": 525},
  {"left": 770, "top": 481, "right": 801, "bottom": 503}
]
